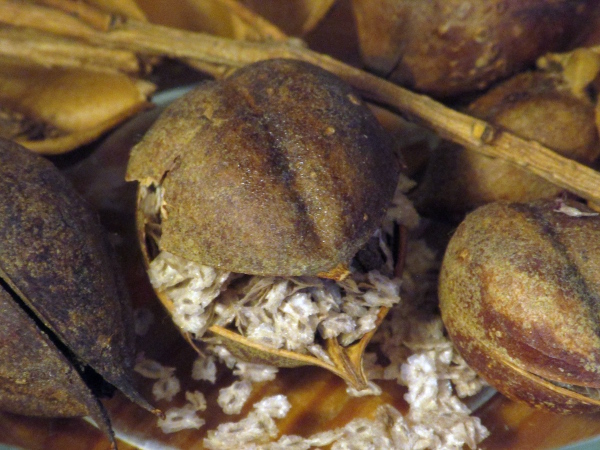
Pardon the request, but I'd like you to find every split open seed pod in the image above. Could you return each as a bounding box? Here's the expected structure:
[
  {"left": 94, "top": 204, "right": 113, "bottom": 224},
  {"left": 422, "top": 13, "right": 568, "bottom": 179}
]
[
  {"left": 126, "top": 58, "right": 401, "bottom": 391},
  {"left": 0, "top": 138, "right": 156, "bottom": 447},
  {"left": 439, "top": 198, "right": 600, "bottom": 413}
]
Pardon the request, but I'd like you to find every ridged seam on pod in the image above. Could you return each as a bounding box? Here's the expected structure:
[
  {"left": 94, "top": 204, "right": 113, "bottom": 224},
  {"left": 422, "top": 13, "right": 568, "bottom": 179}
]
[{"left": 439, "top": 198, "right": 600, "bottom": 413}]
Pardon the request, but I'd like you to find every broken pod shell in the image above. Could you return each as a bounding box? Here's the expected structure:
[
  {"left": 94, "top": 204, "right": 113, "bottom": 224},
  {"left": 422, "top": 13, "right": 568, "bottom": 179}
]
[
  {"left": 439, "top": 198, "right": 600, "bottom": 413},
  {"left": 0, "top": 138, "right": 156, "bottom": 447},
  {"left": 126, "top": 58, "right": 402, "bottom": 390}
]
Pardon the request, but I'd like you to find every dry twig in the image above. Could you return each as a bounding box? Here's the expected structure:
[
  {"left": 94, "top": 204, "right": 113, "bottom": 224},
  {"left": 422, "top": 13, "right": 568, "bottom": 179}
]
[{"left": 0, "top": 1, "right": 599, "bottom": 203}]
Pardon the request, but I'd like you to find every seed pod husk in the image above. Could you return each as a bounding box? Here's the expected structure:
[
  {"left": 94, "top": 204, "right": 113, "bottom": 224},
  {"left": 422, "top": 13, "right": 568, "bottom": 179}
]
[
  {"left": 0, "top": 138, "right": 156, "bottom": 445},
  {"left": 351, "top": 0, "right": 595, "bottom": 97},
  {"left": 127, "top": 58, "right": 400, "bottom": 277},
  {"left": 0, "top": 284, "right": 113, "bottom": 438},
  {"left": 126, "top": 58, "right": 401, "bottom": 390},
  {"left": 439, "top": 198, "right": 600, "bottom": 413}
]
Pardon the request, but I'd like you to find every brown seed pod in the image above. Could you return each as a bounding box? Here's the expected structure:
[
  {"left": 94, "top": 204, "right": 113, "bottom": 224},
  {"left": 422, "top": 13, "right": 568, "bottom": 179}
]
[
  {"left": 126, "top": 58, "right": 401, "bottom": 390},
  {"left": 413, "top": 71, "right": 600, "bottom": 216},
  {"left": 0, "top": 138, "right": 156, "bottom": 446},
  {"left": 351, "top": 0, "right": 594, "bottom": 97},
  {"left": 0, "top": 285, "right": 112, "bottom": 431},
  {"left": 439, "top": 198, "right": 600, "bottom": 413},
  {"left": 127, "top": 58, "right": 400, "bottom": 277}
]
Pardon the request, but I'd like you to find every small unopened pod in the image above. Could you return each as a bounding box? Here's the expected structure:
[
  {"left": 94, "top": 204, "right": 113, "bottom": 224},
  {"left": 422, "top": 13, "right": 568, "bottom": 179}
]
[
  {"left": 0, "top": 138, "right": 156, "bottom": 448},
  {"left": 439, "top": 199, "right": 600, "bottom": 413}
]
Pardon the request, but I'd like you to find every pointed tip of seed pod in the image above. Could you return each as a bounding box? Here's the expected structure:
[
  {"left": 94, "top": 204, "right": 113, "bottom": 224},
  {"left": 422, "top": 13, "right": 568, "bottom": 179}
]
[{"left": 123, "top": 386, "right": 161, "bottom": 417}]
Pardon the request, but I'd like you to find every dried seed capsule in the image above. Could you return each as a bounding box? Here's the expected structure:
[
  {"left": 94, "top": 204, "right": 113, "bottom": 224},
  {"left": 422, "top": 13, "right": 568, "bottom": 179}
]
[
  {"left": 0, "top": 138, "right": 155, "bottom": 446},
  {"left": 439, "top": 199, "right": 600, "bottom": 413},
  {"left": 351, "top": 0, "right": 595, "bottom": 97},
  {"left": 126, "top": 58, "right": 402, "bottom": 390},
  {"left": 0, "top": 285, "right": 112, "bottom": 436},
  {"left": 127, "top": 58, "right": 400, "bottom": 277}
]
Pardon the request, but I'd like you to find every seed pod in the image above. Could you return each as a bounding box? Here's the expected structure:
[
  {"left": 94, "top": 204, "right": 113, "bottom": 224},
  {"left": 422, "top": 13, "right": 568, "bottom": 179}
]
[
  {"left": 126, "top": 58, "right": 401, "bottom": 390},
  {"left": 0, "top": 138, "right": 156, "bottom": 446},
  {"left": 0, "top": 285, "right": 112, "bottom": 433},
  {"left": 351, "top": 0, "right": 595, "bottom": 97},
  {"left": 127, "top": 58, "right": 400, "bottom": 277},
  {"left": 414, "top": 71, "right": 600, "bottom": 216},
  {"left": 439, "top": 199, "right": 600, "bottom": 413}
]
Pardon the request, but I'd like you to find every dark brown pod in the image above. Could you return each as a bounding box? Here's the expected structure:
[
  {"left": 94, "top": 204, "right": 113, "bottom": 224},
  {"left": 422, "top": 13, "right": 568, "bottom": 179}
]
[
  {"left": 351, "top": 0, "right": 594, "bottom": 97},
  {"left": 127, "top": 58, "right": 400, "bottom": 277},
  {"left": 0, "top": 138, "right": 155, "bottom": 445},
  {"left": 0, "top": 286, "right": 113, "bottom": 438},
  {"left": 439, "top": 199, "right": 600, "bottom": 413}
]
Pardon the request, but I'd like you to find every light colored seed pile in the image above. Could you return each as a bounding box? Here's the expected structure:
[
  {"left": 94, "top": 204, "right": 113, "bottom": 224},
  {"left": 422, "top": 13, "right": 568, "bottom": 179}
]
[
  {"left": 134, "top": 174, "right": 490, "bottom": 448},
  {"left": 148, "top": 230, "right": 401, "bottom": 361}
]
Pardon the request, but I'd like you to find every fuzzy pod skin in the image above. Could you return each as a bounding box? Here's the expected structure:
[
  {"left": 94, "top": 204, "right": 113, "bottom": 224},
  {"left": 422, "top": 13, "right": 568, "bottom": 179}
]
[
  {"left": 126, "top": 58, "right": 400, "bottom": 277},
  {"left": 0, "top": 138, "right": 154, "bottom": 443},
  {"left": 351, "top": 0, "right": 595, "bottom": 98},
  {"left": 439, "top": 199, "right": 600, "bottom": 413}
]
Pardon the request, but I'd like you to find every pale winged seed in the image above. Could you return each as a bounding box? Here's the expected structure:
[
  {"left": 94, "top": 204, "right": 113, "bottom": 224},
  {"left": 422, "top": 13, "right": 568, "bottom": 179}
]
[
  {"left": 185, "top": 390, "right": 207, "bottom": 411},
  {"left": 191, "top": 355, "right": 218, "bottom": 384},
  {"left": 134, "top": 354, "right": 184, "bottom": 403},
  {"left": 253, "top": 395, "right": 292, "bottom": 419},
  {"left": 246, "top": 321, "right": 286, "bottom": 348},
  {"left": 262, "top": 435, "right": 311, "bottom": 450},
  {"left": 158, "top": 404, "right": 206, "bottom": 433},
  {"left": 204, "top": 411, "right": 279, "bottom": 449},
  {"left": 318, "top": 313, "right": 356, "bottom": 339},
  {"left": 134, "top": 355, "right": 173, "bottom": 380},
  {"left": 331, "top": 417, "right": 394, "bottom": 450},
  {"left": 339, "top": 312, "right": 378, "bottom": 346},
  {"left": 305, "top": 429, "right": 345, "bottom": 446},
  {"left": 205, "top": 395, "right": 293, "bottom": 449},
  {"left": 152, "top": 372, "right": 181, "bottom": 402},
  {"left": 217, "top": 379, "right": 253, "bottom": 414},
  {"left": 263, "top": 280, "right": 290, "bottom": 312},
  {"left": 280, "top": 293, "right": 320, "bottom": 319},
  {"left": 233, "top": 362, "right": 278, "bottom": 383},
  {"left": 382, "top": 174, "right": 420, "bottom": 232},
  {"left": 210, "top": 345, "right": 238, "bottom": 369}
]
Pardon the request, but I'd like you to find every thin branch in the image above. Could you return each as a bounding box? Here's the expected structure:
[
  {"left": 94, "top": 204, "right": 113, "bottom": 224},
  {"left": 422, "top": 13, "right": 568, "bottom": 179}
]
[
  {"left": 92, "top": 19, "right": 600, "bottom": 204},
  {"left": 0, "top": 27, "right": 141, "bottom": 74}
]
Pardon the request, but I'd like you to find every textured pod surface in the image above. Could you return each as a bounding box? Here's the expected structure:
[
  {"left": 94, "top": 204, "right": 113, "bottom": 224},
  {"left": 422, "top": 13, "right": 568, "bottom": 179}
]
[
  {"left": 351, "top": 0, "right": 594, "bottom": 97},
  {"left": 0, "top": 138, "right": 154, "bottom": 440},
  {"left": 0, "top": 285, "right": 111, "bottom": 432},
  {"left": 439, "top": 199, "right": 600, "bottom": 413},
  {"left": 127, "top": 58, "right": 400, "bottom": 276}
]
